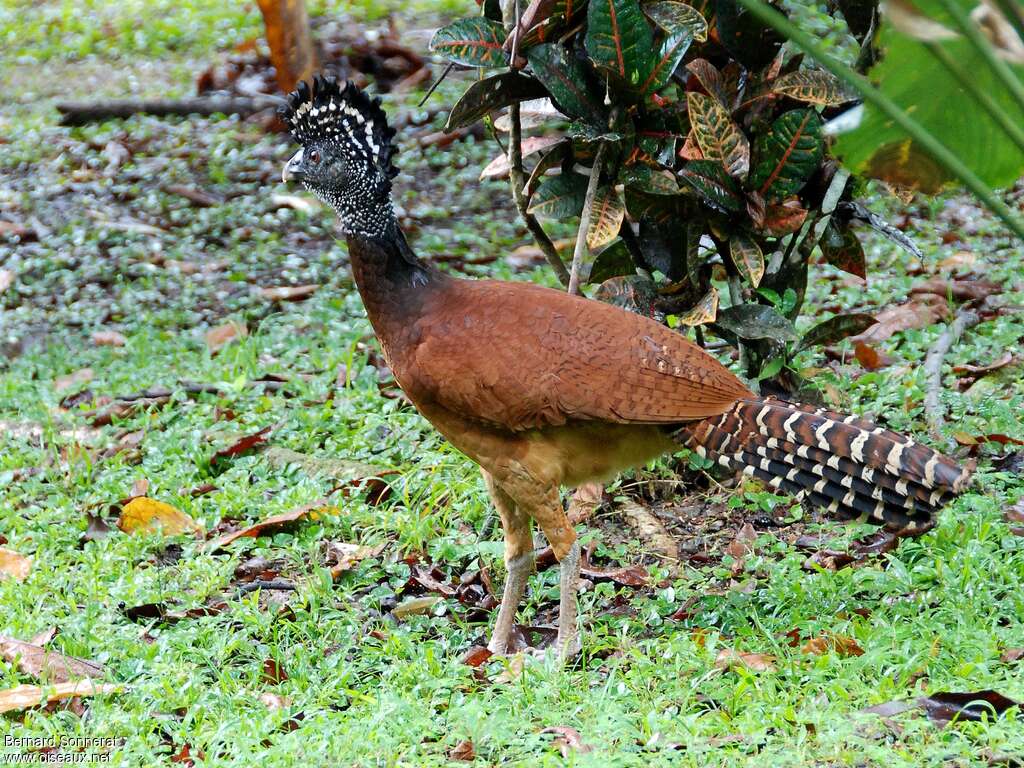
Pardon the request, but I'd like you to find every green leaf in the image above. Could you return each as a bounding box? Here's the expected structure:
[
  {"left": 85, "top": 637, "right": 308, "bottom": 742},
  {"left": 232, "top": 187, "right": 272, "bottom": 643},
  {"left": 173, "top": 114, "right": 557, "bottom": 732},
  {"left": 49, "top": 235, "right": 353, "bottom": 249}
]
[
  {"left": 526, "top": 44, "right": 603, "bottom": 121},
  {"left": 819, "top": 221, "right": 867, "bottom": 279},
  {"left": 772, "top": 70, "right": 853, "bottom": 106},
  {"left": 429, "top": 18, "right": 508, "bottom": 68},
  {"left": 644, "top": 1, "right": 709, "bottom": 40},
  {"left": 797, "top": 312, "right": 877, "bottom": 352},
  {"left": 587, "top": 186, "right": 627, "bottom": 249},
  {"left": 526, "top": 142, "right": 570, "bottom": 197},
  {"left": 834, "top": 12, "right": 1024, "bottom": 190},
  {"left": 588, "top": 239, "right": 636, "bottom": 283},
  {"left": 620, "top": 165, "right": 680, "bottom": 194},
  {"left": 445, "top": 73, "right": 549, "bottom": 132},
  {"left": 585, "top": 0, "right": 656, "bottom": 86},
  {"left": 686, "top": 92, "right": 750, "bottom": 178},
  {"left": 678, "top": 159, "right": 744, "bottom": 211},
  {"left": 527, "top": 173, "right": 588, "bottom": 219},
  {"left": 730, "top": 233, "right": 765, "bottom": 288},
  {"left": 749, "top": 108, "right": 824, "bottom": 199},
  {"left": 641, "top": 31, "right": 694, "bottom": 96},
  {"left": 713, "top": 303, "right": 799, "bottom": 344}
]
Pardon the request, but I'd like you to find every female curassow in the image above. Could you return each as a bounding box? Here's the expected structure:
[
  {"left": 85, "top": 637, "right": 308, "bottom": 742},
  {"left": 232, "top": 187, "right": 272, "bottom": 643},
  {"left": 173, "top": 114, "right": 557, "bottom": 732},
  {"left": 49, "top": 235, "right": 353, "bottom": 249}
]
[{"left": 279, "top": 75, "right": 971, "bottom": 660}]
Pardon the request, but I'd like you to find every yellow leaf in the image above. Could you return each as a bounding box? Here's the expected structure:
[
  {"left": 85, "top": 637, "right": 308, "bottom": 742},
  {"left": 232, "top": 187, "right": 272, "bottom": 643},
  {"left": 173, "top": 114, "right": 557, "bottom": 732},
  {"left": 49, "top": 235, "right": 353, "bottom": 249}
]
[
  {"left": 0, "top": 681, "right": 120, "bottom": 714},
  {"left": 0, "top": 548, "right": 31, "bottom": 582},
  {"left": 117, "top": 497, "right": 202, "bottom": 536},
  {"left": 675, "top": 287, "right": 719, "bottom": 327},
  {"left": 585, "top": 186, "right": 625, "bottom": 251},
  {"left": 801, "top": 633, "right": 864, "bottom": 657},
  {"left": 714, "top": 648, "right": 776, "bottom": 672}
]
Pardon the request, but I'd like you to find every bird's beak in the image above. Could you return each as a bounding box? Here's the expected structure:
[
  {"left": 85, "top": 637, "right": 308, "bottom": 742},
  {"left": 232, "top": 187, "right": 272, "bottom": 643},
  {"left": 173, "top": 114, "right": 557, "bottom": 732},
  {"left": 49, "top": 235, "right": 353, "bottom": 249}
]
[{"left": 282, "top": 148, "right": 305, "bottom": 183}]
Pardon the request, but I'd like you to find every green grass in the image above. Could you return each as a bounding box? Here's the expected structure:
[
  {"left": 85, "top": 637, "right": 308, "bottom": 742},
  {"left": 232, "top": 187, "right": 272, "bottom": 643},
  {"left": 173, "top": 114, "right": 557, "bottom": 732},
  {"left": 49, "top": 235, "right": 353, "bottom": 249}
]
[{"left": 2, "top": 1, "right": 1024, "bottom": 765}]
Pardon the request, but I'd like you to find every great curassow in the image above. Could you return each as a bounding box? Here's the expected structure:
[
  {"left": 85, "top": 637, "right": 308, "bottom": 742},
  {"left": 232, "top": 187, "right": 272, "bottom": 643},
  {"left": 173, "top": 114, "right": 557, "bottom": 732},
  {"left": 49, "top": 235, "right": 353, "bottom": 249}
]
[{"left": 279, "top": 76, "right": 971, "bottom": 660}]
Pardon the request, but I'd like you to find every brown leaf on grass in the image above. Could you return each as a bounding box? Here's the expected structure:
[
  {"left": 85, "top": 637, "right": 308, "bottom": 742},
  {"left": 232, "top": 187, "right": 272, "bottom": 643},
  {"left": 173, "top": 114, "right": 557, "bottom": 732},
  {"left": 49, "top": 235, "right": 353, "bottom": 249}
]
[
  {"left": 30, "top": 627, "right": 56, "bottom": 646},
  {"left": 800, "top": 633, "right": 864, "bottom": 657},
  {"left": 1000, "top": 648, "right": 1024, "bottom": 663},
  {"left": 205, "top": 322, "right": 248, "bottom": 353},
  {"left": 261, "top": 658, "right": 287, "bottom": 685},
  {"left": 0, "top": 548, "right": 32, "bottom": 581},
  {"left": 920, "top": 690, "right": 1020, "bottom": 725},
  {"left": 850, "top": 295, "right": 951, "bottom": 344},
  {"left": 0, "top": 681, "right": 120, "bottom": 714},
  {"left": 541, "top": 726, "right": 594, "bottom": 757},
  {"left": 460, "top": 646, "right": 493, "bottom": 668},
  {"left": 54, "top": 368, "right": 94, "bottom": 393},
  {"left": 82, "top": 513, "right": 115, "bottom": 543},
  {"left": 617, "top": 499, "right": 680, "bottom": 573},
  {"left": 259, "top": 692, "right": 293, "bottom": 710},
  {"left": 91, "top": 330, "right": 127, "bottom": 347},
  {"left": 0, "top": 268, "right": 14, "bottom": 293},
  {"left": 0, "top": 221, "right": 35, "bottom": 240},
  {"left": 714, "top": 648, "right": 777, "bottom": 672},
  {"left": 209, "top": 499, "right": 333, "bottom": 550},
  {"left": 210, "top": 426, "right": 272, "bottom": 466},
  {"left": 449, "top": 739, "right": 475, "bottom": 761},
  {"left": 0, "top": 635, "right": 104, "bottom": 683},
  {"left": 910, "top": 277, "right": 1002, "bottom": 303},
  {"left": 854, "top": 342, "right": 895, "bottom": 371},
  {"left": 952, "top": 352, "right": 1014, "bottom": 377},
  {"left": 117, "top": 497, "right": 202, "bottom": 536},
  {"left": 579, "top": 559, "right": 648, "bottom": 586},
  {"left": 325, "top": 541, "right": 385, "bottom": 580},
  {"left": 259, "top": 284, "right": 319, "bottom": 302},
  {"left": 937, "top": 250, "right": 976, "bottom": 271},
  {"left": 953, "top": 432, "right": 1024, "bottom": 448},
  {"left": 494, "top": 653, "right": 526, "bottom": 683}
]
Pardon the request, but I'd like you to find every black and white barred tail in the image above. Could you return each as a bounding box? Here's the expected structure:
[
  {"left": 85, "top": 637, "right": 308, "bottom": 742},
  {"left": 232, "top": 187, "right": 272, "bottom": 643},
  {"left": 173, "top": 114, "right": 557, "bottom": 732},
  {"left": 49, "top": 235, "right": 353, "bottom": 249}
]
[{"left": 672, "top": 397, "right": 972, "bottom": 530}]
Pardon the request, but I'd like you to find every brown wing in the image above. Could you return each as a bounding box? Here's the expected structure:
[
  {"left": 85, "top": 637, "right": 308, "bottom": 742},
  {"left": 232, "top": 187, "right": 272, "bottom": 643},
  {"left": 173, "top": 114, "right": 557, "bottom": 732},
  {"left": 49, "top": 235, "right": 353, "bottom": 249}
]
[{"left": 405, "top": 279, "right": 752, "bottom": 431}]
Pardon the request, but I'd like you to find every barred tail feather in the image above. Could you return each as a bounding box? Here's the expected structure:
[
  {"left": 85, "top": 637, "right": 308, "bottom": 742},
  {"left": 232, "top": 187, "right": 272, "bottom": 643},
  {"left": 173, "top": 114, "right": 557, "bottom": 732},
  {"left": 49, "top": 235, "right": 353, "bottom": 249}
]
[{"left": 672, "top": 397, "right": 972, "bottom": 530}]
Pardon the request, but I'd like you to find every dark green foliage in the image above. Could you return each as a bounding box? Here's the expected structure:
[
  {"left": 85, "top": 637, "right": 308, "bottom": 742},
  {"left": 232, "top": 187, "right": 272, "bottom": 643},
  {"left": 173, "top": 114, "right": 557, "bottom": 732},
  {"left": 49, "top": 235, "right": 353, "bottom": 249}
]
[{"left": 432, "top": 0, "right": 883, "bottom": 378}]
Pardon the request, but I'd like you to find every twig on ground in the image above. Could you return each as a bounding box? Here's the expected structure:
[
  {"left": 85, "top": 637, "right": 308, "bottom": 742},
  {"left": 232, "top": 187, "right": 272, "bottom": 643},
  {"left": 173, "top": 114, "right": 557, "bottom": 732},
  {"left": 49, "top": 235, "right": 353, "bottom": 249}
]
[
  {"left": 924, "top": 304, "right": 983, "bottom": 444},
  {"left": 56, "top": 95, "right": 283, "bottom": 125},
  {"left": 234, "top": 579, "right": 297, "bottom": 596}
]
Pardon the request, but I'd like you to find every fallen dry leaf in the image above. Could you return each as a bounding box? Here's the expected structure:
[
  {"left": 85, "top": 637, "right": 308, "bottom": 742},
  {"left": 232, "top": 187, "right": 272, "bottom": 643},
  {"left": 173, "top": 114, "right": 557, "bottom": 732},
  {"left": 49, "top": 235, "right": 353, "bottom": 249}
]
[
  {"left": 714, "top": 648, "right": 777, "bottom": 672},
  {"left": 0, "top": 635, "right": 103, "bottom": 683},
  {"left": 449, "top": 739, "right": 475, "bottom": 761},
  {"left": 0, "top": 681, "right": 119, "bottom": 715},
  {"left": 937, "top": 250, "right": 977, "bottom": 271},
  {"left": 259, "top": 284, "right": 319, "bottom": 302},
  {"left": 325, "top": 541, "right": 385, "bottom": 579},
  {"left": 579, "top": 560, "right": 648, "bottom": 586},
  {"left": 0, "top": 268, "right": 13, "bottom": 293},
  {"left": 854, "top": 341, "right": 895, "bottom": 370},
  {"left": 270, "top": 193, "right": 321, "bottom": 212},
  {"left": 567, "top": 482, "right": 603, "bottom": 524},
  {"left": 1000, "top": 648, "right": 1024, "bottom": 663},
  {"left": 952, "top": 353, "right": 1015, "bottom": 377},
  {"left": 494, "top": 653, "right": 526, "bottom": 683},
  {"left": 54, "top": 367, "right": 94, "bottom": 393},
  {"left": 205, "top": 322, "right": 248, "bottom": 353},
  {"left": 541, "top": 726, "right": 594, "bottom": 757},
  {"left": 117, "top": 497, "right": 202, "bottom": 536},
  {"left": 850, "top": 295, "right": 950, "bottom": 345},
  {"left": 261, "top": 658, "right": 287, "bottom": 685},
  {"left": 210, "top": 426, "right": 272, "bottom": 466},
  {"left": 0, "top": 547, "right": 32, "bottom": 581},
  {"left": 460, "top": 646, "right": 493, "bottom": 668},
  {"left": 910, "top": 277, "right": 1002, "bottom": 302},
  {"left": 91, "top": 330, "right": 127, "bottom": 347},
  {"left": 209, "top": 499, "right": 333, "bottom": 550},
  {"left": 920, "top": 690, "right": 1020, "bottom": 725},
  {"left": 801, "top": 633, "right": 864, "bottom": 657}
]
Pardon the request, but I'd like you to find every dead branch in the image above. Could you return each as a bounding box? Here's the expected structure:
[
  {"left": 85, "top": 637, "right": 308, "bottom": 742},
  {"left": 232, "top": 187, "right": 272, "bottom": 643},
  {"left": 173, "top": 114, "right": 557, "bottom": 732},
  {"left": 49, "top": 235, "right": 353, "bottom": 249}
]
[
  {"left": 56, "top": 95, "right": 283, "bottom": 126},
  {"left": 924, "top": 304, "right": 983, "bottom": 443}
]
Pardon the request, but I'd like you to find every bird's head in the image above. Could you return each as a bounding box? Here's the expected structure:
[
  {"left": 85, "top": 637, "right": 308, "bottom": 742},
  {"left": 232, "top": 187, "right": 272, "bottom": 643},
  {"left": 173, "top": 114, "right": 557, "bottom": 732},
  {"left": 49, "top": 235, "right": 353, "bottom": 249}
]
[{"left": 279, "top": 75, "right": 398, "bottom": 237}]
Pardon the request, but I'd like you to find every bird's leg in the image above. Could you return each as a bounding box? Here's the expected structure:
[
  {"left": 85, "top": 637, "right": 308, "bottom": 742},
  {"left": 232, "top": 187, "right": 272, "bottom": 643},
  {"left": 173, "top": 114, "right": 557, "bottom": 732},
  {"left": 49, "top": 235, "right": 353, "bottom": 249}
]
[
  {"left": 556, "top": 540, "right": 582, "bottom": 660},
  {"left": 482, "top": 470, "right": 534, "bottom": 655}
]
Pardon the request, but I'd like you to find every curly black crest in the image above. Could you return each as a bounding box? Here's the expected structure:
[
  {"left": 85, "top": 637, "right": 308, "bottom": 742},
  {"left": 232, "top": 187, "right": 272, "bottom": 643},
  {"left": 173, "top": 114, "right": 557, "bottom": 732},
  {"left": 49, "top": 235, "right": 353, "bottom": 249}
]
[{"left": 279, "top": 75, "right": 399, "bottom": 179}]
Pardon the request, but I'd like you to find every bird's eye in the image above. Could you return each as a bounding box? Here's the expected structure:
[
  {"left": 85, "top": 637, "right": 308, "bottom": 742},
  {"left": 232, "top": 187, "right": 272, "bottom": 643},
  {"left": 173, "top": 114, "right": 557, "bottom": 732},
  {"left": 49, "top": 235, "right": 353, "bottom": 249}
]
[{"left": 308, "top": 149, "right": 321, "bottom": 164}]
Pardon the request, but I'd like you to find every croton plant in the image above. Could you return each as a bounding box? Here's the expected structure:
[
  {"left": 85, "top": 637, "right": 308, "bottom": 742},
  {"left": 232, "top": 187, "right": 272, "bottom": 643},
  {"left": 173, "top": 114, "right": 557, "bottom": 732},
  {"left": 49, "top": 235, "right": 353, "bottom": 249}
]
[{"left": 430, "top": 0, "right": 899, "bottom": 381}]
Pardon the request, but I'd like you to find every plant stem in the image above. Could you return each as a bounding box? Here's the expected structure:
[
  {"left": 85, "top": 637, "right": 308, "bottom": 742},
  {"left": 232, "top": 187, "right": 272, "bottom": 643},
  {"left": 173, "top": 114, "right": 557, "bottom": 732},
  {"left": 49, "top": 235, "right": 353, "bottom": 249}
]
[
  {"left": 734, "top": 0, "right": 1024, "bottom": 243},
  {"left": 567, "top": 141, "right": 608, "bottom": 295},
  {"left": 924, "top": 41, "right": 1024, "bottom": 155},
  {"left": 990, "top": 0, "right": 1024, "bottom": 44},
  {"left": 507, "top": 104, "right": 571, "bottom": 286},
  {"left": 936, "top": 0, "right": 1024, "bottom": 113}
]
